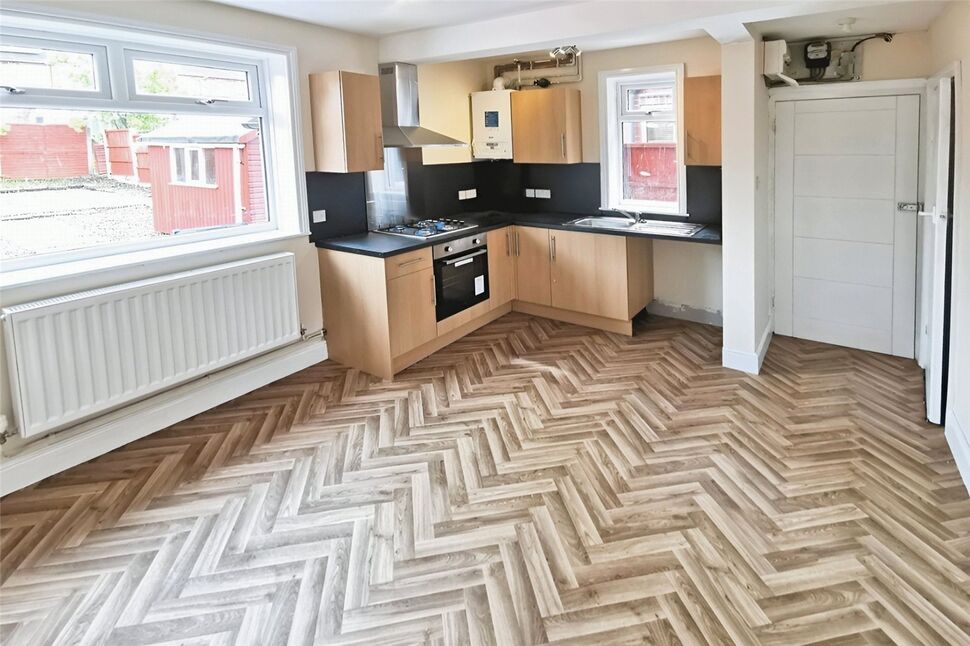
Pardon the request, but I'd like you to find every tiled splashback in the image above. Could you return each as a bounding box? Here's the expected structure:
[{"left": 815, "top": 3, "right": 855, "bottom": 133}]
[{"left": 308, "top": 162, "right": 721, "bottom": 241}]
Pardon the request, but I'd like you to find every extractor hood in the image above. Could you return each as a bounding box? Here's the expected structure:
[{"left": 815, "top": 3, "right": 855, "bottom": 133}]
[{"left": 379, "top": 62, "right": 465, "bottom": 148}]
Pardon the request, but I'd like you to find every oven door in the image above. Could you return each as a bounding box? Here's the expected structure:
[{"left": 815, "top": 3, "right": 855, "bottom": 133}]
[{"left": 434, "top": 248, "right": 489, "bottom": 321}]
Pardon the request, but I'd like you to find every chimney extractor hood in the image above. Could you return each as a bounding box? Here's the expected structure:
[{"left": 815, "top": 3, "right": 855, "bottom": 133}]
[{"left": 380, "top": 62, "right": 465, "bottom": 148}]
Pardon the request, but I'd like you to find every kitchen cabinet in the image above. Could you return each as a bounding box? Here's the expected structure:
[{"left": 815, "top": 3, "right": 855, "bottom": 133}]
[
  {"left": 684, "top": 75, "right": 721, "bottom": 166},
  {"left": 550, "top": 230, "right": 630, "bottom": 320},
  {"left": 488, "top": 227, "right": 516, "bottom": 308},
  {"left": 509, "top": 226, "right": 653, "bottom": 335},
  {"left": 319, "top": 245, "right": 510, "bottom": 379},
  {"left": 512, "top": 226, "right": 552, "bottom": 306},
  {"left": 511, "top": 88, "right": 582, "bottom": 164},
  {"left": 387, "top": 267, "right": 437, "bottom": 356},
  {"left": 309, "top": 70, "right": 384, "bottom": 173}
]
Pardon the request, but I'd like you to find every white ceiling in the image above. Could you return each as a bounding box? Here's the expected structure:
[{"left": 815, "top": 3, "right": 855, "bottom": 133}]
[
  {"left": 750, "top": 0, "right": 947, "bottom": 40},
  {"left": 209, "top": 0, "right": 576, "bottom": 36}
]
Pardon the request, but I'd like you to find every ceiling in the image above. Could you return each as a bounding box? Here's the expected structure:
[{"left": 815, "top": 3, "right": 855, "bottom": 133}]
[
  {"left": 750, "top": 0, "right": 947, "bottom": 40},
  {"left": 209, "top": 0, "right": 576, "bottom": 36}
]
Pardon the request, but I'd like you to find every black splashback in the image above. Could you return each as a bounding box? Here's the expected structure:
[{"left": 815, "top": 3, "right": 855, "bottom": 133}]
[
  {"left": 306, "top": 172, "right": 367, "bottom": 241},
  {"left": 306, "top": 160, "right": 722, "bottom": 235}
]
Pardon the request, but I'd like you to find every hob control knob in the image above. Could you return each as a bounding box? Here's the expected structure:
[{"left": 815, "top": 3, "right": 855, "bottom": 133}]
[{"left": 444, "top": 246, "right": 452, "bottom": 253}]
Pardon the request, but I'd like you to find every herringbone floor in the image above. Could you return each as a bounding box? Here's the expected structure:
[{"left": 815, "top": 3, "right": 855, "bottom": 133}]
[{"left": 1, "top": 313, "right": 968, "bottom": 645}]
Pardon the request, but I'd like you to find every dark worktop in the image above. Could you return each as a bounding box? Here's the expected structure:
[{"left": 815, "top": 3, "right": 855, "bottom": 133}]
[{"left": 314, "top": 211, "right": 722, "bottom": 258}]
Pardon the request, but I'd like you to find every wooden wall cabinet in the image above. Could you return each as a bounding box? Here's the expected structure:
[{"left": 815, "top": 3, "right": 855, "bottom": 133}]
[
  {"left": 684, "top": 75, "right": 721, "bottom": 166},
  {"left": 309, "top": 70, "right": 384, "bottom": 173},
  {"left": 511, "top": 88, "right": 582, "bottom": 164}
]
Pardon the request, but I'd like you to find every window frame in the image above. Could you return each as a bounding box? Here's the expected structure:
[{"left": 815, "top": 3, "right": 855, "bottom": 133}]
[
  {"left": 0, "top": 9, "right": 307, "bottom": 275},
  {"left": 169, "top": 145, "right": 219, "bottom": 188},
  {"left": 0, "top": 32, "right": 111, "bottom": 100},
  {"left": 598, "top": 64, "right": 687, "bottom": 217}
]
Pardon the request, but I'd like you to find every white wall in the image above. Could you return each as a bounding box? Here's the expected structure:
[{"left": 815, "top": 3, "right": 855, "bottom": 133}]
[
  {"left": 721, "top": 38, "right": 772, "bottom": 373},
  {"left": 928, "top": 0, "right": 970, "bottom": 488},
  {"left": 0, "top": 1, "right": 378, "bottom": 453}
]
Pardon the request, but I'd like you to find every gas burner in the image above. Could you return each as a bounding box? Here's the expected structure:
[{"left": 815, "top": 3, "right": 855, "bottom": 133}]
[{"left": 376, "top": 218, "right": 477, "bottom": 239}]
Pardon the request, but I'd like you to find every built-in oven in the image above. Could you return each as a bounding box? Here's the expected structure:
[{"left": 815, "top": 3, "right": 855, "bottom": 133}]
[{"left": 433, "top": 233, "right": 489, "bottom": 321}]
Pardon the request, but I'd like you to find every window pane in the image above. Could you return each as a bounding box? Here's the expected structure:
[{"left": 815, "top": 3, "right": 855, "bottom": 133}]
[
  {"left": 173, "top": 148, "right": 185, "bottom": 181},
  {"left": 1, "top": 109, "right": 267, "bottom": 260},
  {"left": 132, "top": 58, "right": 250, "bottom": 101},
  {"left": 621, "top": 121, "right": 678, "bottom": 206},
  {"left": 189, "top": 149, "right": 200, "bottom": 181},
  {"left": 0, "top": 45, "right": 97, "bottom": 92},
  {"left": 625, "top": 85, "right": 673, "bottom": 114},
  {"left": 204, "top": 148, "right": 216, "bottom": 185}
]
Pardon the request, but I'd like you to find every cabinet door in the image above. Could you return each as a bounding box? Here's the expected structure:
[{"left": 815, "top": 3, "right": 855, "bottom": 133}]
[
  {"left": 684, "top": 75, "right": 721, "bottom": 166},
  {"left": 310, "top": 71, "right": 383, "bottom": 173},
  {"left": 488, "top": 227, "right": 516, "bottom": 308},
  {"left": 387, "top": 267, "right": 437, "bottom": 357},
  {"left": 511, "top": 88, "right": 582, "bottom": 164},
  {"left": 513, "top": 226, "right": 552, "bottom": 306},
  {"left": 550, "top": 230, "right": 629, "bottom": 319}
]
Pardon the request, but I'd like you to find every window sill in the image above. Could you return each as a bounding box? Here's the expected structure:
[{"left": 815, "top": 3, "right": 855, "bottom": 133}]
[{"left": 1, "top": 228, "right": 308, "bottom": 292}]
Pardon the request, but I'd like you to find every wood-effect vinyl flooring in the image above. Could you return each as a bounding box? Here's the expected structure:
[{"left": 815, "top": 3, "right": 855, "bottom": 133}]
[{"left": 1, "top": 313, "right": 969, "bottom": 645}]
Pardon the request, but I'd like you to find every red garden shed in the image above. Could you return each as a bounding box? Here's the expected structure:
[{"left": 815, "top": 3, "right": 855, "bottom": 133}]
[{"left": 138, "top": 120, "right": 266, "bottom": 235}]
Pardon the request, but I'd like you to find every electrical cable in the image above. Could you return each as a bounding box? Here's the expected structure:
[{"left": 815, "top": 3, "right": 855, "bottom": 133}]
[{"left": 851, "top": 32, "right": 894, "bottom": 52}]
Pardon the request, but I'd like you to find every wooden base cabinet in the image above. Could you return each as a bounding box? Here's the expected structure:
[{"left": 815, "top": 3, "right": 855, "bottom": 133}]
[
  {"left": 387, "top": 267, "right": 437, "bottom": 356},
  {"left": 512, "top": 226, "right": 552, "bottom": 306},
  {"left": 488, "top": 227, "right": 517, "bottom": 307},
  {"left": 510, "top": 226, "right": 654, "bottom": 335}
]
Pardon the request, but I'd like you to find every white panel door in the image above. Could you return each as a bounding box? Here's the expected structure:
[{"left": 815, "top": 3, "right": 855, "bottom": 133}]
[
  {"left": 774, "top": 95, "right": 920, "bottom": 357},
  {"left": 919, "top": 76, "right": 953, "bottom": 424}
]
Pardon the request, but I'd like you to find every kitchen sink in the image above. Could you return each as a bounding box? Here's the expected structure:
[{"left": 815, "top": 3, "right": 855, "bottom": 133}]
[
  {"left": 566, "top": 216, "right": 705, "bottom": 237},
  {"left": 632, "top": 221, "right": 705, "bottom": 237},
  {"left": 566, "top": 216, "right": 636, "bottom": 229}
]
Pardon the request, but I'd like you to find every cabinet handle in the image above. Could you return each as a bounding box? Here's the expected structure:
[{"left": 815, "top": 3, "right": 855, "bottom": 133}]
[
  {"left": 560, "top": 133, "right": 566, "bottom": 158},
  {"left": 431, "top": 276, "right": 436, "bottom": 305},
  {"left": 397, "top": 257, "right": 424, "bottom": 268},
  {"left": 550, "top": 235, "right": 556, "bottom": 262},
  {"left": 506, "top": 231, "right": 511, "bottom": 256},
  {"left": 514, "top": 231, "right": 520, "bottom": 256},
  {"left": 376, "top": 133, "right": 384, "bottom": 162}
]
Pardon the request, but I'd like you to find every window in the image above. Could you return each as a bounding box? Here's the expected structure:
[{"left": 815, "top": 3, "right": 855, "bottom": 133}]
[
  {"left": 170, "top": 146, "right": 218, "bottom": 187},
  {"left": 0, "top": 11, "right": 304, "bottom": 271},
  {"left": 599, "top": 65, "right": 686, "bottom": 216}
]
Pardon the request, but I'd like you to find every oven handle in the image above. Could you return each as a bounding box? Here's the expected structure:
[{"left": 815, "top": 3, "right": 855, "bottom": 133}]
[{"left": 441, "top": 248, "right": 487, "bottom": 266}]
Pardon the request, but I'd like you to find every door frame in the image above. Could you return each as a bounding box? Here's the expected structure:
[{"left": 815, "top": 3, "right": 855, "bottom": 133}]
[{"left": 767, "top": 78, "right": 927, "bottom": 354}]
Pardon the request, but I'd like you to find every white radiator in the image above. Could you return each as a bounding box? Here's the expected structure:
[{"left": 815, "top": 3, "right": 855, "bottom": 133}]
[{"left": 2, "top": 253, "right": 301, "bottom": 439}]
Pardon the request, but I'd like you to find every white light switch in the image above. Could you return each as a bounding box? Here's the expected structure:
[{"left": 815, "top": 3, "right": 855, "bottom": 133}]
[
  {"left": 312, "top": 209, "right": 327, "bottom": 223},
  {"left": 535, "top": 189, "right": 551, "bottom": 199}
]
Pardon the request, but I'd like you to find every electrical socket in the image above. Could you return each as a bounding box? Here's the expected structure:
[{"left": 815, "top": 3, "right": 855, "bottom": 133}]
[
  {"left": 535, "top": 189, "right": 551, "bottom": 199},
  {"left": 525, "top": 188, "right": 536, "bottom": 198},
  {"left": 312, "top": 209, "right": 327, "bottom": 223},
  {"left": 458, "top": 189, "right": 478, "bottom": 201}
]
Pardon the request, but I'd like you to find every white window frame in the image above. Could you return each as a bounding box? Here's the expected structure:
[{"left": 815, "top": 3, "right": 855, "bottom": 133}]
[
  {"left": 169, "top": 146, "right": 218, "bottom": 188},
  {"left": 0, "top": 32, "right": 111, "bottom": 100},
  {"left": 0, "top": 8, "right": 307, "bottom": 276},
  {"left": 599, "top": 64, "right": 687, "bottom": 217},
  {"left": 123, "top": 48, "right": 261, "bottom": 110}
]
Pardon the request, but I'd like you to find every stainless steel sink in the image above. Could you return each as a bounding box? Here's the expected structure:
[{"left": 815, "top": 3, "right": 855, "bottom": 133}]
[
  {"left": 566, "top": 216, "right": 704, "bottom": 237},
  {"left": 632, "top": 221, "right": 705, "bottom": 237},
  {"left": 566, "top": 216, "right": 635, "bottom": 230}
]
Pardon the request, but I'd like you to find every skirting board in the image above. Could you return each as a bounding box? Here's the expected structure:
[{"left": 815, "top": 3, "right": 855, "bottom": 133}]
[
  {"left": 722, "top": 316, "right": 774, "bottom": 374},
  {"left": 0, "top": 338, "right": 328, "bottom": 496},
  {"left": 647, "top": 300, "right": 723, "bottom": 327},
  {"left": 945, "top": 410, "right": 970, "bottom": 496}
]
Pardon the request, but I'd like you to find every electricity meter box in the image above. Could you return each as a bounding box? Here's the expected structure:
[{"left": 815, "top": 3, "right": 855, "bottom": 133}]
[{"left": 471, "top": 90, "right": 514, "bottom": 159}]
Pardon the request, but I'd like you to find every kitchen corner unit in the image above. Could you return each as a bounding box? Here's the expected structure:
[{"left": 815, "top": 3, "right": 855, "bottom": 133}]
[{"left": 318, "top": 222, "right": 655, "bottom": 380}]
